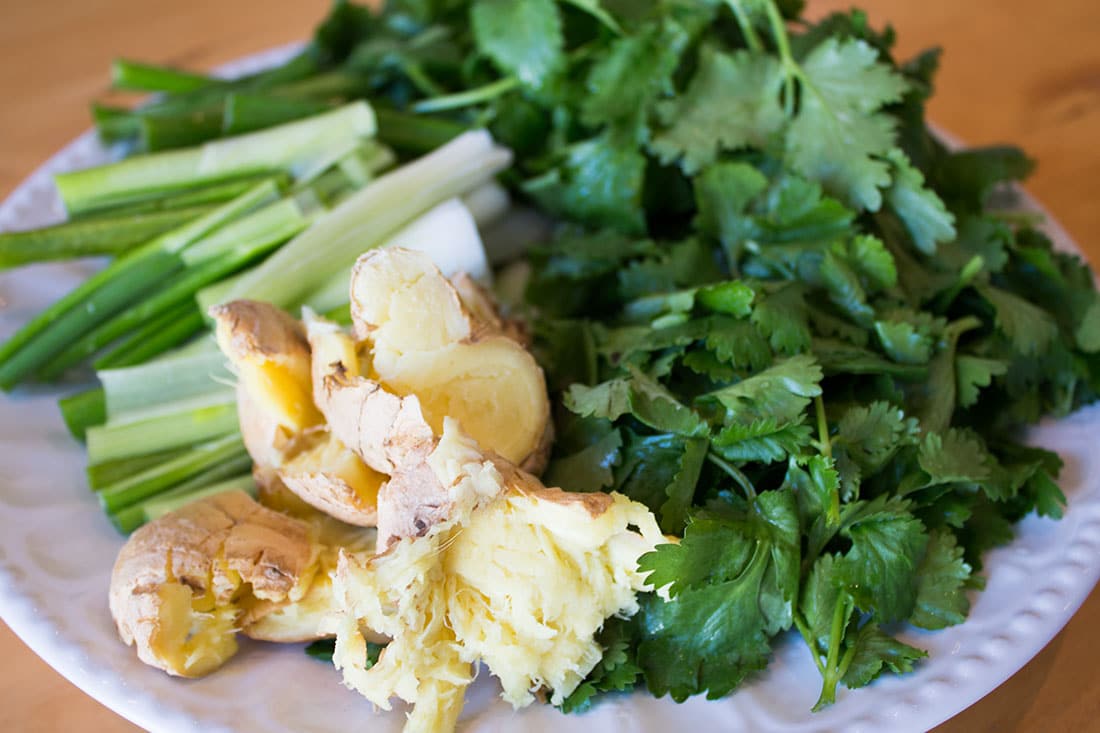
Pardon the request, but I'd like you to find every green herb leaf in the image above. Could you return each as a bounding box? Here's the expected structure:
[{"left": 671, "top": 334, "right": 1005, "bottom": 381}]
[
  {"left": 840, "top": 623, "right": 927, "bottom": 689},
  {"left": 837, "top": 496, "right": 928, "bottom": 621},
  {"left": 699, "top": 354, "right": 824, "bottom": 425},
  {"left": 582, "top": 21, "right": 686, "bottom": 140},
  {"left": 470, "top": 0, "right": 564, "bottom": 87},
  {"left": 955, "top": 355, "right": 1007, "bottom": 408},
  {"left": 909, "top": 529, "right": 972, "bottom": 629},
  {"left": 651, "top": 46, "right": 785, "bottom": 174},
  {"left": 978, "top": 284, "right": 1059, "bottom": 356},
  {"left": 787, "top": 38, "right": 909, "bottom": 210},
  {"left": 885, "top": 148, "right": 956, "bottom": 254},
  {"left": 637, "top": 490, "right": 800, "bottom": 701},
  {"left": 525, "top": 132, "right": 648, "bottom": 233},
  {"left": 544, "top": 427, "right": 623, "bottom": 492}
]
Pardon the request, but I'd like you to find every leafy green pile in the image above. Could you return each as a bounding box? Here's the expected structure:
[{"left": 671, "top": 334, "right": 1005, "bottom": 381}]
[{"left": 90, "top": 0, "right": 1100, "bottom": 714}]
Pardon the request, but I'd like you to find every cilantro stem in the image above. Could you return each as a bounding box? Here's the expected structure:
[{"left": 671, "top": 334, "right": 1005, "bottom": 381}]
[
  {"left": 706, "top": 452, "right": 757, "bottom": 499},
  {"left": 725, "top": 1, "right": 764, "bottom": 53},
  {"left": 812, "top": 593, "right": 851, "bottom": 711},
  {"left": 815, "top": 397, "right": 841, "bottom": 526},
  {"left": 814, "top": 395, "right": 832, "bottom": 459},
  {"left": 400, "top": 60, "right": 447, "bottom": 98},
  {"left": 762, "top": 0, "right": 798, "bottom": 116},
  {"left": 793, "top": 612, "right": 827, "bottom": 675},
  {"left": 412, "top": 77, "right": 519, "bottom": 113},
  {"left": 835, "top": 628, "right": 862, "bottom": 684},
  {"left": 934, "top": 255, "right": 985, "bottom": 311}
]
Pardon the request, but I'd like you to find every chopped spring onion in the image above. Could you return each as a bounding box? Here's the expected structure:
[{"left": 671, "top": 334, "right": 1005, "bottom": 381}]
[
  {"left": 225, "top": 130, "right": 511, "bottom": 309},
  {"left": 55, "top": 101, "right": 375, "bottom": 215}
]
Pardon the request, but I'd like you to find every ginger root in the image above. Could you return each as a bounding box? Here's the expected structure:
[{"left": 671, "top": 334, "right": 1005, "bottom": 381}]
[
  {"left": 211, "top": 300, "right": 384, "bottom": 527},
  {"left": 107, "top": 491, "right": 362, "bottom": 676},
  {"left": 340, "top": 248, "right": 551, "bottom": 474},
  {"left": 332, "top": 419, "right": 665, "bottom": 733}
]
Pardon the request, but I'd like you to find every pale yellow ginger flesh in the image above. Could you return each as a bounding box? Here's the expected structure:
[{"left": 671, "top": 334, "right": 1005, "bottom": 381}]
[
  {"left": 341, "top": 248, "right": 550, "bottom": 473},
  {"left": 280, "top": 428, "right": 382, "bottom": 527},
  {"left": 211, "top": 300, "right": 320, "bottom": 433},
  {"left": 332, "top": 419, "right": 664, "bottom": 732},
  {"left": 246, "top": 510, "right": 379, "bottom": 642},
  {"left": 211, "top": 300, "right": 384, "bottom": 527},
  {"left": 109, "top": 491, "right": 377, "bottom": 675}
]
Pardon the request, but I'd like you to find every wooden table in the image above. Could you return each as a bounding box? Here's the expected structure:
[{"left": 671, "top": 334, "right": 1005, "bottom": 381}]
[{"left": 1, "top": 1, "right": 1098, "bottom": 730}]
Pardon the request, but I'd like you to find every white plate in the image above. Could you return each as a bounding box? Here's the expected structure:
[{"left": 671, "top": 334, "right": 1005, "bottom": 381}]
[{"left": 2, "top": 45, "right": 1099, "bottom": 733}]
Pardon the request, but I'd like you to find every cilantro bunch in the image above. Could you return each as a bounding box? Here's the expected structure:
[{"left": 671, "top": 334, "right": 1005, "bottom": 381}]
[{"left": 296, "top": 0, "right": 1100, "bottom": 713}]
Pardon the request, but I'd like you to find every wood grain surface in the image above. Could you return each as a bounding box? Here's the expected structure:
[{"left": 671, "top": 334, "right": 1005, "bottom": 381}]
[{"left": 1, "top": 1, "right": 1098, "bottom": 731}]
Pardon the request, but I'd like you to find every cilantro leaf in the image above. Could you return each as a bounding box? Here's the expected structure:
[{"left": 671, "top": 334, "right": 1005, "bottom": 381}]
[
  {"left": 582, "top": 20, "right": 686, "bottom": 140},
  {"left": 833, "top": 401, "right": 919, "bottom": 496},
  {"left": 636, "top": 490, "right": 800, "bottom": 701},
  {"left": 704, "top": 317, "right": 773, "bottom": 372},
  {"left": 682, "top": 349, "right": 738, "bottom": 381},
  {"left": 840, "top": 623, "right": 927, "bottom": 689},
  {"left": 819, "top": 246, "right": 875, "bottom": 327},
  {"left": 698, "top": 281, "right": 756, "bottom": 317},
  {"left": 544, "top": 428, "right": 623, "bottom": 492},
  {"left": 885, "top": 148, "right": 956, "bottom": 254},
  {"left": 978, "top": 284, "right": 1059, "bottom": 356},
  {"left": 909, "top": 529, "right": 972, "bottom": 629},
  {"left": 752, "top": 283, "right": 813, "bottom": 354},
  {"left": 470, "top": 0, "right": 563, "bottom": 87},
  {"left": 758, "top": 174, "right": 856, "bottom": 241},
  {"left": 565, "top": 367, "right": 707, "bottom": 437},
  {"left": 798, "top": 552, "right": 924, "bottom": 705},
  {"left": 629, "top": 365, "right": 710, "bottom": 436},
  {"left": 525, "top": 132, "right": 648, "bottom": 234},
  {"left": 799, "top": 553, "right": 848, "bottom": 651},
  {"left": 694, "top": 162, "right": 769, "bottom": 253},
  {"left": 659, "top": 437, "right": 708, "bottom": 533},
  {"left": 699, "top": 354, "right": 824, "bottom": 425},
  {"left": 650, "top": 46, "right": 786, "bottom": 174},
  {"left": 786, "top": 38, "right": 909, "bottom": 210},
  {"left": 837, "top": 495, "right": 928, "bottom": 621},
  {"left": 1025, "top": 469, "right": 1067, "bottom": 519},
  {"left": 600, "top": 319, "right": 707, "bottom": 362},
  {"left": 874, "top": 319, "right": 935, "bottom": 364},
  {"left": 956, "top": 355, "right": 1007, "bottom": 408},
  {"left": 712, "top": 418, "right": 814, "bottom": 464},
  {"left": 918, "top": 428, "right": 994, "bottom": 487},
  {"left": 788, "top": 455, "right": 842, "bottom": 532},
  {"left": 565, "top": 377, "right": 632, "bottom": 422},
  {"left": 849, "top": 234, "right": 898, "bottom": 291}
]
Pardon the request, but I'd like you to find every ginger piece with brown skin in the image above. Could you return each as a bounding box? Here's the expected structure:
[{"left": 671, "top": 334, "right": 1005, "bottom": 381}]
[
  {"left": 108, "top": 491, "right": 317, "bottom": 677},
  {"left": 306, "top": 311, "right": 548, "bottom": 549},
  {"left": 211, "top": 300, "right": 320, "bottom": 434},
  {"left": 332, "top": 419, "right": 666, "bottom": 733},
  {"left": 211, "top": 300, "right": 384, "bottom": 527},
  {"left": 345, "top": 248, "right": 551, "bottom": 474}
]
